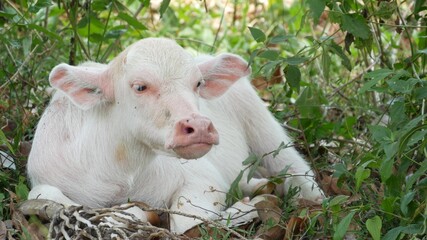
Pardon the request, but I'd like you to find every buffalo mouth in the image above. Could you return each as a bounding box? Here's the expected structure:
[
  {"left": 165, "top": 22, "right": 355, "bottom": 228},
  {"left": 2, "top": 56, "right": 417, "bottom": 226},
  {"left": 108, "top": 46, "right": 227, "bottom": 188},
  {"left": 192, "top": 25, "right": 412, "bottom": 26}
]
[{"left": 172, "top": 142, "right": 217, "bottom": 159}]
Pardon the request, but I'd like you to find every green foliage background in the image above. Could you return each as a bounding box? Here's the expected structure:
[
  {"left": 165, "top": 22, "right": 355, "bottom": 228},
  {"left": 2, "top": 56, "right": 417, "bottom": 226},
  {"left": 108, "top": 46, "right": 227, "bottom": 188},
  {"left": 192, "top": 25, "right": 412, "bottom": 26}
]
[{"left": 0, "top": 0, "right": 426, "bottom": 239}]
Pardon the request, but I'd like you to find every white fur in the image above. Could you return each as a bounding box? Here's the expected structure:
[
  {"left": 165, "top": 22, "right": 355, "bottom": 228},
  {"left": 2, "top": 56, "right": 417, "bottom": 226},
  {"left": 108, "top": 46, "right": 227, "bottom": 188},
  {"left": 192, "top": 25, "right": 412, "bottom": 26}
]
[{"left": 27, "top": 38, "right": 323, "bottom": 233}]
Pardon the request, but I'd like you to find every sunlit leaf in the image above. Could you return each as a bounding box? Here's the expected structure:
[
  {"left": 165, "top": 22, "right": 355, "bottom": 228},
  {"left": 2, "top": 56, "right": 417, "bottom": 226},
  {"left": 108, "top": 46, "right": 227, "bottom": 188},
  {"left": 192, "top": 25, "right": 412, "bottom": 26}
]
[
  {"left": 118, "top": 13, "right": 147, "bottom": 30},
  {"left": 0, "top": 129, "right": 13, "bottom": 153},
  {"left": 27, "top": 24, "right": 62, "bottom": 41},
  {"left": 15, "top": 176, "right": 29, "bottom": 200},
  {"left": 355, "top": 167, "right": 370, "bottom": 191},
  {"left": 366, "top": 216, "right": 382, "bottom": 240}
]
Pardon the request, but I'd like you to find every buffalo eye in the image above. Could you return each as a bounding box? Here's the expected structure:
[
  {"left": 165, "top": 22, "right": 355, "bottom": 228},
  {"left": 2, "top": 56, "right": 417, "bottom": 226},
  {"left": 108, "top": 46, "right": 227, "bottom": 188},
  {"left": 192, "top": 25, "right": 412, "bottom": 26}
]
[
  {"left": 132, "top": 84, "right": 147, "bottom": 93},
  {"left": 196, "top": 81, "right": 201, "bottom": 88}
]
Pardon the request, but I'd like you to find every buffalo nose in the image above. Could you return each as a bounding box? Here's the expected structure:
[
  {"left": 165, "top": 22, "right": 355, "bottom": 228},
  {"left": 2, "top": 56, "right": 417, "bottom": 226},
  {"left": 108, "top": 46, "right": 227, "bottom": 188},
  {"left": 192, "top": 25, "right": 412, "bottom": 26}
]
[{"left": 177, "top": 117, "right": 216, "bottom": 137}]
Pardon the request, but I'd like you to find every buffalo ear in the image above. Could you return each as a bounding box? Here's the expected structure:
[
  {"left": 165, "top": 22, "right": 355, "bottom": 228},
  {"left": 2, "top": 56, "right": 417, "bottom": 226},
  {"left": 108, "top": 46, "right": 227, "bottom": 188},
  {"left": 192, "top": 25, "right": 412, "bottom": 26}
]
[
  {"left": 49, "top": 63, "right": 114, "bottom": 110},
  {"left": 197, "top": 54, "right": 251, "bottom": 99}
]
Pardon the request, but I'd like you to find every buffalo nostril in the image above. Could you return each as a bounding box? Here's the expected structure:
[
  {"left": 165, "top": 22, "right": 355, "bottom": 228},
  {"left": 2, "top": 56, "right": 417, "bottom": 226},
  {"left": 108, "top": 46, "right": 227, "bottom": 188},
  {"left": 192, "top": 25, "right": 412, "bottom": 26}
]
[
  {"left": 185, "top": 127, "right": 194, "bottom": 134},
  {"left": 207, "top": 123, "right": 214, "bottom": 132}
]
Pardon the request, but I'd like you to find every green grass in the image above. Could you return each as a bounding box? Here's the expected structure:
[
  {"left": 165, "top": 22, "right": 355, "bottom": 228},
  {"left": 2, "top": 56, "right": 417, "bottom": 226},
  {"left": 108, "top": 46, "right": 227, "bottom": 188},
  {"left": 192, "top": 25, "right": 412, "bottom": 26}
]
[{"left": 1, "top": 0, "right": 426, "bottom": 239}]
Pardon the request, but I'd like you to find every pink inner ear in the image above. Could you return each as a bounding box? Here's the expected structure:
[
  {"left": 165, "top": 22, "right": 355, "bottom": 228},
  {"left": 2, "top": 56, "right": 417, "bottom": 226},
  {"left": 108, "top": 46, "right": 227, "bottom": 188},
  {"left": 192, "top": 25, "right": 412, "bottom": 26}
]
[
  {"left": 49, "top": 63, "right": 113, "bottom": 110},
  {"left": 198, "top": 54, "right": 251, "bottom": 99},
  {"left": 201, "top": 78, "right": 234, "bottom": 99},
  {"left": 50, "top": 68, "right": 67, "bottom": 83}
]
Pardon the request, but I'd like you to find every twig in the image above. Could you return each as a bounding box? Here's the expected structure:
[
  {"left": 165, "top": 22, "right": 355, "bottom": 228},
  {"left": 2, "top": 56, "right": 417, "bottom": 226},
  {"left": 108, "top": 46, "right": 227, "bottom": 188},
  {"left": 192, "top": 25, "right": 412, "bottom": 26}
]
[
  {"left": 327, "top": 57, "right": 380, "bottom": 99},
  {"left": 211, "top": 0, "right": 228, "bottom": 53},
  {"left": 100, "top": 2, "right": 146, "bottom": 62},
  {"left": 1, "top": 45, "right": 39, "bottom": 89},
  {"left": 395, "top": 0, "right": 424, "bottom": 125},
  {"left": 140, "top": 206, "right": 249, "bottom": 240}
]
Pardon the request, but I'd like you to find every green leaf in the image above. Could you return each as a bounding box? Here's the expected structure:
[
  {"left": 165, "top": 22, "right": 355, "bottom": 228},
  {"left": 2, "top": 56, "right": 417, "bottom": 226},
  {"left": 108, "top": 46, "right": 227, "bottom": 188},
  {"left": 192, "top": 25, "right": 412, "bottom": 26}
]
[
  {"left": 406, "top": 159, "right": 427, "bottom": 189},
  {"left": 389, "top": 100, "right": 406, "bottom": 126},
  {"left": 27, "top": 24, "right": 62, "bottom": 41},
  {"left": 384, "top": 224, "right": 424, "bottom": 240},
  {"left": 0, "top": 129, "right": 13, "bottom": 152},
  {"left": 226, "top": 170, "right": 244, "bottom": 207},
  {"left": 258, "top": 49, "right": 279, "bottom": 60},
  {"left": 0, "top": 11, "right": 16, "bottom": 19},
  {"left": 366, "top": 216, "right": 382, "bottom": 240},
  {"left": 118, "top": 13, "right": 147, "bottom": 30},
  {"left": 381, "top": 197, "right": 398, "bottom": 215},
  {"left": 406, "top": 129, "right": 427, "bottom": 147},
  {"left": 283, "top": 56, "right": 308, "bottom": 65},
  {"left": 242, "top": 154, "right": 258, "bottom": 166},
  {"left": 248, "top": 49, "right": 260, "bottom": 67},
  {"left": 322, "top": 45, "right": 331, "bottom": 81},
  {"left": 329, "top": 41, "right": 352, "bottom": 71},
  {"left": 261, "top": 60, "right": 281, "bottom": 76},
  {"left": 388, "top": 78, "right": 420, "bottom": 94},
  {"left": 400, "top": 191, "right": 415, "bottom": 216},
  {"left": 159, "top": 0, "right": 171, "bottom": 18},
  {"left": 268, "top": 34, "right": 293, "bottom": 44},
  {"left": 248, "top": 27, "right": 266, "bottom": 43},
  {"left": 380, "top": 152, "right": 395, "bottom": 182},
  {"left": 375, "top": 1, "right": 397, "bottom": 19},
  {"left": 277, "top": 165, "right": 291, "bottom": 177},
  {"left": 342, "top": 14, "right": 371, "bottom": 39},
  {"left": 329, "top": 195, "right": 349, "bottom": 207},
  {"left": 15, "top": 176, "right": 29, "bottom": 200},
  {"left": 383, "top": 226, "right": 403, "bottom": 240},
  {"left": 369, "top": 125, "right": 393, "bottom": 144},
  {"left": 247, "top": 160, "right": 260, "bottom": 183},
  {"left": 364, "top": 69, "right": 394, "bottom": 79},
  {"left": 333, "top": 211, "right": 356, "bottom": 240},
  {"left": 383, "top": 141, "right": 398, "bottom": 160},
  {"left": 414, "top": 0, "right": 426, "bottom": 17},
  {"left": 29, "top": 0, "right": 52, "bottom": 13},
  {"left": 139, "top": 0, "right": 151, "bottom": 6},
  {"left": 284, "top": 65, "right": 301, "bottom": 92},
  {"left": 272, "top": 141, "right": 287, "bottom": 157},
  {"left": 355, "top": 167, "right": 370, "bottom": 191},
  {"left": 360, "top": 69, "right": 394, "bottom": 93},
  {"left": 306, "top": 0, "right": 326, "bottom": 24},
  {"left": 295, "top": 85, "right": 327, "bottom": 119},
  {"left": 414, "top": 85, "right": 427, "bottom": 99}
]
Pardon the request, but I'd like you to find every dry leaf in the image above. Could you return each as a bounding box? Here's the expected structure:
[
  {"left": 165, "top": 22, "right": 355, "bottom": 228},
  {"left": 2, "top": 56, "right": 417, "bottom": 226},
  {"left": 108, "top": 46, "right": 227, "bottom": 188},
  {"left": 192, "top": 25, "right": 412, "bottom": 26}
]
[{"left": 284, "top": 216, "right": 307, "bottom": 240}]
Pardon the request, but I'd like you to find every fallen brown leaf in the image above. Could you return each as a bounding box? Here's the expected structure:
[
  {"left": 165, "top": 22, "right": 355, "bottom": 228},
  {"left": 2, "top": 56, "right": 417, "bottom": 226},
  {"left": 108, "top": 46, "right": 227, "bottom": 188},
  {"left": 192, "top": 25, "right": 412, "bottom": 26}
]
[{"left": 284, "top": 216, "right": 307, "bottom": 240}]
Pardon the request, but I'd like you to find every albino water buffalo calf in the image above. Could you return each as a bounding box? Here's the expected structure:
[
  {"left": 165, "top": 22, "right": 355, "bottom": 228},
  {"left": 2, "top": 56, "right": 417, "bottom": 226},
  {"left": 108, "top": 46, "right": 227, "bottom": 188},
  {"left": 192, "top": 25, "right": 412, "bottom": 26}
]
[{"left": 27, "top": 38, "right": 323, "bottom": 233}]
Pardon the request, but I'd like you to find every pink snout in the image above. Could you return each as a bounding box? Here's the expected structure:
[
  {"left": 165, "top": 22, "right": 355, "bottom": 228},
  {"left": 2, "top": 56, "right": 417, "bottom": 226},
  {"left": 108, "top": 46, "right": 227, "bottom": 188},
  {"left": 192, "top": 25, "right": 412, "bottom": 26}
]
[{"left": 166, "top": 115, "right": 219, "bottom": 159}]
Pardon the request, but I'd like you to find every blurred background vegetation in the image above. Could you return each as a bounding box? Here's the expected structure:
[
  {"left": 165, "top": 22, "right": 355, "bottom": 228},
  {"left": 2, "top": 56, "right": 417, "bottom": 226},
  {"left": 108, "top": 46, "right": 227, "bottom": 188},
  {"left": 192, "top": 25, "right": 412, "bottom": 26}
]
[{"left": 1, "top": 0, "right": 426, "bottom": 239}]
